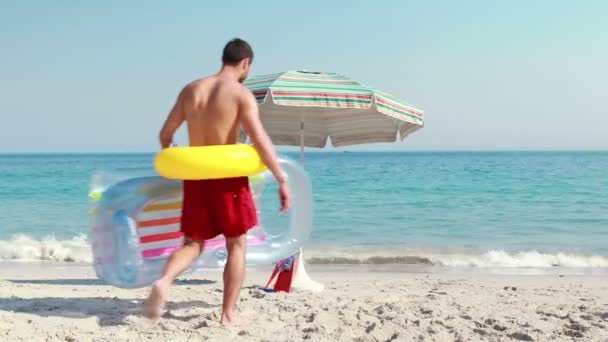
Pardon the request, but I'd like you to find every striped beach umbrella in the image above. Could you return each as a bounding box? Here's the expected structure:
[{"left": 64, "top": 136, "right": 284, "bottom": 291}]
[{"left": 244, "top": 70, "right": 424, "bottom": 163}]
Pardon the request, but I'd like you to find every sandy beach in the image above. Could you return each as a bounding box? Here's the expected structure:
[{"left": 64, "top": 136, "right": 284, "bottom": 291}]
[{"left": 0, "top": 263, "right": 606, "bottom": 341}]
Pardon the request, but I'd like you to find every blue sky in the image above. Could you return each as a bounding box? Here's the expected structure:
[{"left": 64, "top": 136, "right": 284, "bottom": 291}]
[{"left": 1, "top": 0, "right": 607, "bottom": 152}]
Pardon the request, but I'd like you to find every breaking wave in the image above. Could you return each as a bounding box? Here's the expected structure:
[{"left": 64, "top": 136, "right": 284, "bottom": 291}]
[
  {"left": 303, "top": 247, "right": 608, "bottom": 268},
  {"left": 1, "top": 236, "right": 607, "bottom": 269},
  {"left": 0, "top": 234, "right": 92, "bottom": 262},
  {"left": 431, "top": 250, "right": 608, "bottom": 268}
]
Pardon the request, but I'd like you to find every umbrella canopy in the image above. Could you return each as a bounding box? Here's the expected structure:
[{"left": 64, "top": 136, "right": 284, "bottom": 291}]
[{"left": 243, "top": 71, "right": 424, "bottom": 160}]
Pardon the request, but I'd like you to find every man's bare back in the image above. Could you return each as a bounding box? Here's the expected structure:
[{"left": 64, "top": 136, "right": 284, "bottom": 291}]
[
  {"left": 182, "top": 76, "right": 246, "bottom": 146},
  {"left": 147, "top": 38, "right": 291, "bottom": 325},
  {"left": 160, "top": 75, "right": 252, "bottom": 148}
]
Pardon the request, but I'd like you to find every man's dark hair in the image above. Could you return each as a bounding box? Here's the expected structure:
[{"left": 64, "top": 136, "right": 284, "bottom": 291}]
[{"left": 222, "top": 38, "right": 254, "bottom": 66}]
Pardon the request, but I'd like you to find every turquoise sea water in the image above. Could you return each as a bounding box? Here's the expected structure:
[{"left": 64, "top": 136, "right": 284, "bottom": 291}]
[{"left": 1, "top": 152, "right": 607, "bottom": 268}]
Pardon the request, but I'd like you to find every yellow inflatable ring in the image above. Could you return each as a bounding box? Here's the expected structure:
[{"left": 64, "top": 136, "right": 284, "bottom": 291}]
[{"left": 154, "top": 144, "right": 267, "bottom": 180}]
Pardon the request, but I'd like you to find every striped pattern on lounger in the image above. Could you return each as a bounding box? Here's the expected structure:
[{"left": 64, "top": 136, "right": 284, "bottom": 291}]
[
  {"left": 136, "top": 196, "right": 184, "bottom": 259},
  {"left": 136, "top": 196, "right": 267, "bottom": 260}
]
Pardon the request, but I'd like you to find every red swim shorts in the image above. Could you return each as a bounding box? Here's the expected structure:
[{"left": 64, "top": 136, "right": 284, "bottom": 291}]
[{"left": 180, "top": 177, "right": 257, "bottom": 241}]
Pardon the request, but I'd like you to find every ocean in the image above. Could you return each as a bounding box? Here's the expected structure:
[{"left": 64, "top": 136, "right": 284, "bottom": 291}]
[{"left": 1, "top": 151, "right": 607, "bottom": 270}]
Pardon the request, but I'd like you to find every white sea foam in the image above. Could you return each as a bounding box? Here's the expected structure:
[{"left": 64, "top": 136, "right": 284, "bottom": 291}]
[
  {"left": 0, "top": 234, "right": 92, "bottom": 262},
  {"left": 303, "top": 245, "right": 608, "bottom": 268},
  {"left": 431, "top": 250, "right": 608, "bottom": 268},
  {"left": 1, "top": 236, "right": 607, "bottom": 269}
]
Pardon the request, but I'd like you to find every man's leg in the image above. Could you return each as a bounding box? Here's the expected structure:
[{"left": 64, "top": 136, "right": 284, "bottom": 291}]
[
  {"left": 220, "top": 234, "right": 247, "bottom": 324},
  {"left": 144, "top": 238, "right": 204, "bottom": 320}
]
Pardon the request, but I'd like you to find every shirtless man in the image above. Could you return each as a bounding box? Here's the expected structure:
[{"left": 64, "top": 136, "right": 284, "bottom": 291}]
[{"left": 144, "top": 38, "right": 291, "bottom": 324}]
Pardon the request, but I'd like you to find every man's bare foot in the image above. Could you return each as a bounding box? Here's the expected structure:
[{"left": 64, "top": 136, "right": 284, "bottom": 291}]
[
  {"left": 143, "top": 281, "right": 167, "bottom": 321},
  {"left": 220, "top": 312, "right": 250, "bottom": 326}
]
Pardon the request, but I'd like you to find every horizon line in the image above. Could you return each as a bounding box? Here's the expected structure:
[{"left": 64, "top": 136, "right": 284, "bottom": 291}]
[{"left": 1, "top": 149, "right": 608, "bottom": 155}]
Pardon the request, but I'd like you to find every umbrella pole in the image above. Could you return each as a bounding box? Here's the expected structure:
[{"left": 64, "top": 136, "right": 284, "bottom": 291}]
[{"left": 300, "top": 121, "right": 304, "bottom": 165}]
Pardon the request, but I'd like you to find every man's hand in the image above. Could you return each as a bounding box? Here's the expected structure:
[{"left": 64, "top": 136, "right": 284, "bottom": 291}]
[{"left": 278, "top": 181, "right": 292, "bottom": 212}]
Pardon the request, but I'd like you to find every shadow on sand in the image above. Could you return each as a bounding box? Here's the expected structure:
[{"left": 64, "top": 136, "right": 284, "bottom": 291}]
[
  {"left": 1, "top": 278, "right": 219, "bottom": 326},
  {"left": 7, "top": 278, "right": 216, "bottom": 286},
  {"left": 0, "top": 296, "right": 220, "bottom": 326}
]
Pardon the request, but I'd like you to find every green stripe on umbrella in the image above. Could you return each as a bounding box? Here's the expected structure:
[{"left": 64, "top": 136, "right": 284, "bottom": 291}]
[{"left": 243, "top": 71, "right": 424, "bottom": 164}]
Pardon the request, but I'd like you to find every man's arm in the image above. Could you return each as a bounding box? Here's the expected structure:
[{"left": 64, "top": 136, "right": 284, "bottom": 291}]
[
  {"left": 159, "top": 88, "right": 187, "bottom": 148},
  {"left": 239, "top": 88, "right": 286, "bottom": 184}
]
